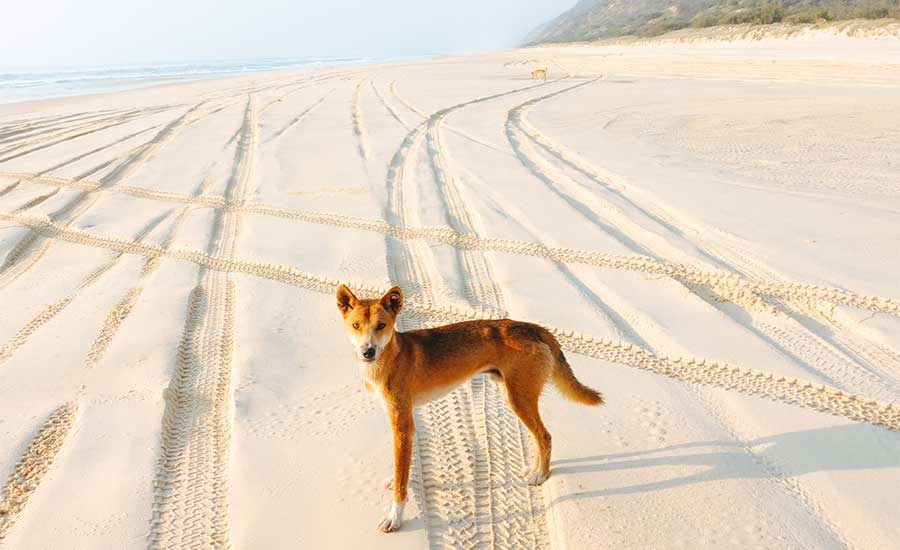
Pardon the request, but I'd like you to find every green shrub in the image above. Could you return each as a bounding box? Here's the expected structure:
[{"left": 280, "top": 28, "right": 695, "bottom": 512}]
[
  {"left": 785, "top": 11, "right": 818, "bottom": 22},
  {"left": 639, "top": 16, "right": 691, "bottom": 36}
]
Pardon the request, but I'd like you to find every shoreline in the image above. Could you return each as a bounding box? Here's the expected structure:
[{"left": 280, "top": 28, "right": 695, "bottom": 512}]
[{"left": 0, "top": 54, "right": 440, "bottom": 107}]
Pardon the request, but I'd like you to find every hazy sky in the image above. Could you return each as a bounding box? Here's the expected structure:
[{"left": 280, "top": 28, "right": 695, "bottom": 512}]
[{"left": 2, "top": 0, "right": 573, "bottom": 68}]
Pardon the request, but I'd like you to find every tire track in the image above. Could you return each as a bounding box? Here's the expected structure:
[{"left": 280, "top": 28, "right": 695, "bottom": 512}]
[
  {"left": 821, "top": 309, "right": 900, "bottom": 386},
  {"left": 263, "top": 89, "right": 334, "bottom": 144},
  {"left": 476, "top": 375, "right": 550, "bottom": 549},
  {"left": 1, "top": 208, "right": 897, "bottom": 431},
  {"left": 413, "top": 383, "right": 481, "bottom": 548},
  {"left": 0, "top": 109, "right": 137, "bottom": 155},
  {"left": 383, "top": 111, "right": 441, "bottom": 308},
  {"left": 509, "top": 100, "right": 891, "bottom": 390},
  {"left": 85, "top": 177, "right": 214, "bottom": 368},
  {"left": 0, "top": 110, "right": 121, "bottom": 144},
  {"left": 768, "top": 298, "right": 900, "bottom": 401},
  {"left": 0, "top": 119, "right": 164, "bottom": 219},
  {"left": 371, "top": 80, "right": 412, "bottom": 130},
  {"left": 389, "top": 80, "right": 427, "bottom": 119},
  {"left": 425, "top": 113, "right": 505, "bottom": 312},
  {"left": 0, "top": 106, "right": 173, "bottom": 164},
  {"left": 11, "top": 188, "right": 61, "bottom": 213},
  {"left": 714, "top": 241, "right": 900, "bottom": 397},
  {"left": 449, "top": 158, "right": 651, "bottom": 348},
  {"left": 37, "top": 124, "right": 163, "bottom": 177},
  {"left": 149, "top": 279, "right": 235, "bottom": 550},
  {"left": 506, "top": 105, "right": 654, "bottom": 257},
  {"left": 505, "top": 78, "right": 900, "bottom": 398},
  {"left": 407, "top": 78, "right": 646, "bottom": 548},
  {"left": 389, "top": 80, "right": 514, "bottom": 156},
  {"left": 384, "top": 80, "right": 560, "bottom": 550},
  {"left": 0, "top": 214, "right": 169, "bottom": 365},
  {"left": 384, "top": 96, "right": 474, "bottom": 545},
  {"left": 0, "top": 403, "right": 78, "bottom": 542},
  {"left": 413, "top": 82, "right": 600, "bottom": 546},
  {"left": 2, "top": 177, "right": 897, "bottom": 319},
  {"left": 758, "top": 316, "right": 899, "bottom": 402},
  {"left": 466, "top": 377, "right": 496, "bottom": 546},
  {"left": 6, "top": 120, "right": 168, "bottom": 218},
  {"left": 0, "top": 99, "right": 223, "bottom": 291},
  {"left": 504, "top": 390, "right": 551, "bottom": 550},
  {"left": 148, "top": 95, "right": 256, "bottom": 550},
  {"left": 384, "top": 78, "right": 552, "bottom": 309},
  {"left": 0, "top": 181, "right": 20, "bottom": 199},
  {"left": 508, "top": 81, "right": 744, "bottom": 267},
  {"left": 258, "top": 71, "right": 351, "bottom": 114},
  {"left": 505, "top": 79, "right": 900, "bottom": 544},
  {"left": 351, "top": 79, "right": 370, "bottom": 163},
  {"left": 506, "top": 78, "right": 723, "bottom": 267},
  {"left": 0, "top": 109, "right": 136, "bottom": 146}
]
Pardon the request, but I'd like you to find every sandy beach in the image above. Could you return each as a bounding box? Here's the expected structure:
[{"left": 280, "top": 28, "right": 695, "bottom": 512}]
[{"left": 0, "top": 32, "right": 899, "bottom": 550}]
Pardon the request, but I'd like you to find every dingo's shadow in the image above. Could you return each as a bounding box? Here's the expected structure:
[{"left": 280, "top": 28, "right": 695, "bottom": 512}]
[{"left": 549, "top": 423, "right": 899, "bottom": 504}]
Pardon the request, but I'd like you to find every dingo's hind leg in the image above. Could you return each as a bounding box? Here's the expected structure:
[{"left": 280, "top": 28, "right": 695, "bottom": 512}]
[{"left": 503, "top": 373, "right": 552, "bottom": 485}]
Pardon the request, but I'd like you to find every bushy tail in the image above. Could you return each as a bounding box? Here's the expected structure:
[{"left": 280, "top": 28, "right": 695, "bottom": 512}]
[{"left": 540, "top": 330, "right": 604, "bottom": 406}]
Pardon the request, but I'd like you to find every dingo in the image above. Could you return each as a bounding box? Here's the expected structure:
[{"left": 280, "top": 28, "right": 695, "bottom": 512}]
[
  {"left": 531, "top": 68, "right": 547, "bottom": 80},
  {"left": 336, "top": 284, "right": 603, "bottom": 532}
]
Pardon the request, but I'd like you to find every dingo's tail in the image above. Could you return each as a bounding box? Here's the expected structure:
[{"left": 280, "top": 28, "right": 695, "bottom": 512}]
[{"left": 540, "top": 330, "right": 604, "bottom": 405}]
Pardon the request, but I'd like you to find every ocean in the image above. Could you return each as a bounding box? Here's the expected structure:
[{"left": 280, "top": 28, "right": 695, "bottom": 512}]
[{"left": 0, "top": 56, "right": 377, "bottom": 104}]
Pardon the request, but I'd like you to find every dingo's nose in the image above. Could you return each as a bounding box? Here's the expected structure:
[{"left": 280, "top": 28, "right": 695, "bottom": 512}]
[{"left": 362, "top": 347, "right": 376, "bottom": 360}]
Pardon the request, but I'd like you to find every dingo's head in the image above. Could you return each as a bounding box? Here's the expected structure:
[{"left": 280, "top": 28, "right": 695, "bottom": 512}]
[{"left": 336, "top": 284, "right": 403, "bottom": 363}]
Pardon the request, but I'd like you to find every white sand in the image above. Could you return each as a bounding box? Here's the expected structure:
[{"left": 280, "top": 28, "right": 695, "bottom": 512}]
[{"left": 0, "top": 34, "right": 898, "bottom": 550}]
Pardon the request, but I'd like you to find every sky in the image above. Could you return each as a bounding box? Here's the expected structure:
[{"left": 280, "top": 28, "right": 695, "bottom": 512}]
[{"left": 1, "top": 0, "right": 574, "bottom": 68}]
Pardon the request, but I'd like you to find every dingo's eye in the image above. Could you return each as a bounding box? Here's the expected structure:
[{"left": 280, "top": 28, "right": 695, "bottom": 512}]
[
  {"left": 376, "top": 322, "right": 386, "bottom": 331},
  {"left": 352, "top": 322, "right": 360, "bottom": 330}
]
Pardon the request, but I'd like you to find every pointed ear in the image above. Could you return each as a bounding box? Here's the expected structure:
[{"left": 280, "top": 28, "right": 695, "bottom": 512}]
[
  {"left": 336, "top": 284, "right": 359, "bottom": 316},
  {"left": 380, "top": 286, "right": 403, "bottom": 315}
]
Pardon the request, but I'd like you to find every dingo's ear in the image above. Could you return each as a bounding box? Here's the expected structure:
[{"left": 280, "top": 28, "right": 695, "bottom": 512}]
[
  {"left": 336, "top": 284, "right": 359, "bottom": 316},
  {"left": 381, "top": 286, "right": 403, "bottom": 315}
]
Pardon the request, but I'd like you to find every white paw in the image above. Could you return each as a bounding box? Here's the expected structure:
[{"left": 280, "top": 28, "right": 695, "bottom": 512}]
[
  {"left": 524, "top": 469, "right": 550, "bottom": 486},
  {"left": 378, "top": 515, "right": 402, "bottom": 533},
  {"left": 377, "top": 500, "right": 405, "bottom": 533}
]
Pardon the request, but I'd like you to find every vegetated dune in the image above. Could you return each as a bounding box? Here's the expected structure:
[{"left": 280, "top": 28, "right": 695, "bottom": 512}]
[{"left": 524, "top": 0, "right": 900, "bottom": 45}]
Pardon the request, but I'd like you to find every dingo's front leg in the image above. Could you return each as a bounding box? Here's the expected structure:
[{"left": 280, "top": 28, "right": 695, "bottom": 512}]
[{"left": 379, "top": 405, "right": 414, "bottom": 533}]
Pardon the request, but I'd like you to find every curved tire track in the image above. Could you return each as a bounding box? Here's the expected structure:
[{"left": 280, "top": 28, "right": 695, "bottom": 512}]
[
  {"left": 425, "top": 115, "right": 505, "bottom": 312},
  {"left": 371, "top": 80, "right": 412, "bottom": 130},
  {"left": 390, "top": 80, "right": 514, "bottom": 156},
  {"left": 383, "top": 80, "right": 556, "bottom": 549},
  {"left": 506, "top": 78, "right": 900, "bottom": 401}
]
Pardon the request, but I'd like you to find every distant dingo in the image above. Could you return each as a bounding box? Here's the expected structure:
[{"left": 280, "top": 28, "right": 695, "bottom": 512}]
[
  {"left": 531, "top": 68, "right": 547, "bottom": 81},
  {"left": 336, "top": 284, "right": 603, "bottom": 532}
]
